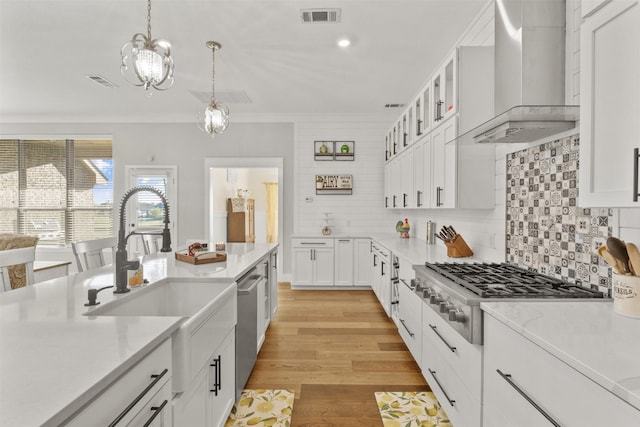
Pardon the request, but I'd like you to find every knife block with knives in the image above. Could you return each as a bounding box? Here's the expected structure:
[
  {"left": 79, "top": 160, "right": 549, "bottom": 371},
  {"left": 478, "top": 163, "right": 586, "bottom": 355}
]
[{"left": 437, "top": 225, "right": 474, "bottom": 258}]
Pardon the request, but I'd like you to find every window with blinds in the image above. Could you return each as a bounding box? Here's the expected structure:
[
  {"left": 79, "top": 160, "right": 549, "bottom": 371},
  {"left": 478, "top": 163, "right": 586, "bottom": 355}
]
[{"left": 0, "top": 138, "right": 113, "bottom": 246}]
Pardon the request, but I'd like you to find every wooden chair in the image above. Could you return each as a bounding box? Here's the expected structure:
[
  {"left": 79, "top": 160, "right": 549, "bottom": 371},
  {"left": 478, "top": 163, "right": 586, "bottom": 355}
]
[
  {"left": 71, "top": 237, "right": 116, "bottom": 272},
  {"left": 0, "top": 246, "right": 36, "bottom": 292},
  {"left": 142, "top": 234, "right": 163, "bottom": 255}
]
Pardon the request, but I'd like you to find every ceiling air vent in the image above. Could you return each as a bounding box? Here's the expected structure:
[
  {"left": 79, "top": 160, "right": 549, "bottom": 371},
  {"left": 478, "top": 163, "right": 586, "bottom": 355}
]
[
  {"left": 85, "top": 75, "right": 118, "bottom": 88},
  {"left": 300, "top": 8, "right": 341, "bottom": 23},
  {"left": 384, "top": 103, "right": 405, "bottom": 108}
]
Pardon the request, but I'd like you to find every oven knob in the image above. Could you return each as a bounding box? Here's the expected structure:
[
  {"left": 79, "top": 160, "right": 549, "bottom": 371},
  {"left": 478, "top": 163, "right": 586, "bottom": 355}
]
[
  {"left": 448, "top": 308, "right": 466, "bottom": 323},
  {"left": 429, "top": 292, "right": 442, "bottom": 305},
  {"left": 439, "top": 301, "right": 453, "bottom": 313}
]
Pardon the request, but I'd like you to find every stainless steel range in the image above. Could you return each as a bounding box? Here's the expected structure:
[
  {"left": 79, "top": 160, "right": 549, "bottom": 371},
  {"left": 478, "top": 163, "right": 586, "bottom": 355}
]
[{"left": 413, "top": 262, "right": 607, "bottom": 344}]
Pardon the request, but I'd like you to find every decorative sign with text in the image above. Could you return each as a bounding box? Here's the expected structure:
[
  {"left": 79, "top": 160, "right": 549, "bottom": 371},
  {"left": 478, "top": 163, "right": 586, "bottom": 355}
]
[{"left": 315, "top": 174, "right": 353, "bottom": 195}]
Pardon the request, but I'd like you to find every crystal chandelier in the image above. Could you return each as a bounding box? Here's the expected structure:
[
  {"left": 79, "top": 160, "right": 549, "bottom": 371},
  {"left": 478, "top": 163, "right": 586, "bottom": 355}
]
[
  {"left": 197, "top": 41, "right": 229, "bottom": 137},
  {"left": 120, "top": 0, "right": 174, "bottom": 96}
]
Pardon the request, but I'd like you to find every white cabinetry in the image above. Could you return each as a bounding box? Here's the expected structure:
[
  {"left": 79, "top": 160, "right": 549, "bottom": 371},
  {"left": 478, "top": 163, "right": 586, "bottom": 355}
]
[
  {"left": 582, "top": 0, "right": 612, "bottom": 17},
  {"left": 292, "top": 238, "right": 334, "bottom": 287},
  {"left": 172, "top": 289, "right": 237, "bottom": 427},
  {"left": 421, "top": 302, "right": 482, "bottom": 427},
  {"left": 173, "top": 329, "right": 235, "bottom": 427},
  {"left": 397, "top": 264, "right": 421, "bottom": 365},
  {"left": 483, "top": 314, "right": 640, "bottom": 426},
  {"left": 579, "top": 0, "right": 640, "bottom": 207},
  {"left": 431, "top": 116, "right": 457, "bottom": 208},
  {"left": 65, "top": 339, "right": 172, "bottom": 427},
  {"left": 353, "top": 238, "right": 372, "bottom": 287},
  {"left": 268, "top": 249, "right": 279, "bottom": 319},
  {"left": 292, "top": 238, "right": 371, "bottom": 288},
  {"left": 384, "top": 46, "right": 494, "bottom": 210},
  {"left": 370, "top": 241, "right": 392, "bottom": 316},
  {"left": 334, "top": 238, "right": 354, "bottom": 286},
  {"left": 413, "top": 136, "right": 432, "bottom": 209}
]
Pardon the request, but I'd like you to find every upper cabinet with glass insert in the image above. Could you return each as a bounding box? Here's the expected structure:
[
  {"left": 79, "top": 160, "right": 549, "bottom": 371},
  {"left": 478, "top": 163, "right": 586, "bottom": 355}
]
[{"left": 432, "top": 53, "right": 456, "bottom": 126}]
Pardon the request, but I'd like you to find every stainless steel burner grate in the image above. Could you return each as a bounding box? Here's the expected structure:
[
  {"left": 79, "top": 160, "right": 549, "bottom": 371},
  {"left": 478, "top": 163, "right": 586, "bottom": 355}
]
[{"left": 425, "top": 262, "right": 605, "bottom": 299}]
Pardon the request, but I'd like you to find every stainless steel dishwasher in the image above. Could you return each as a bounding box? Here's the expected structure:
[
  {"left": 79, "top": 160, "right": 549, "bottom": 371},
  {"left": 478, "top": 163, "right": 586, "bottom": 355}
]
[{"left": 235, "top": 267, "right": 266, "bottom": 400}]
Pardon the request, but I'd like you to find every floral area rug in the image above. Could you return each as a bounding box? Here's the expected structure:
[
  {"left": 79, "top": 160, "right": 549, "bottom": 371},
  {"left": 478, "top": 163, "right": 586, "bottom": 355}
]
[
  {"left": 375, "top": 391, "right": 453, "bottom": 427},
  {"left": 225, "top": 389, "right": 294, "bottom": 427}
]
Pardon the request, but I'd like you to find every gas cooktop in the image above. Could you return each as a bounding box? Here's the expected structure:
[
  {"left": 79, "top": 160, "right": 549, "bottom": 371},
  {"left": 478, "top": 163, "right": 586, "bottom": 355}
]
[{"left": 424, "top": 262, "right": 605, "bottom": 299}]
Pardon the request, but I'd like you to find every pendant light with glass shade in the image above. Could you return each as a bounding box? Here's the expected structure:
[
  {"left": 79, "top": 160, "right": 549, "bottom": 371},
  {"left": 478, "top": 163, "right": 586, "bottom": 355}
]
[
  {"left": 197, "top": 41, "right": 229, "bottom": 137},
  {"left": 120, "top": 0, "right": 174, "bottom": 96}
]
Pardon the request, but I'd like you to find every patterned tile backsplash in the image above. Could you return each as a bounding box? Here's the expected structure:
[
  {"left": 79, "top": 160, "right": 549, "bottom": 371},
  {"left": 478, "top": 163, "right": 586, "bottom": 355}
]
[{"left": 506, "top": 135, "right": 614, "bottom": 295}]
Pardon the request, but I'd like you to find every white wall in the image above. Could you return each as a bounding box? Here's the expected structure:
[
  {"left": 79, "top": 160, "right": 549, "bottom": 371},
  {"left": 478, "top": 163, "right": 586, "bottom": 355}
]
[{"left": 1, "top": 121, "right": 296, "bottom": 273}]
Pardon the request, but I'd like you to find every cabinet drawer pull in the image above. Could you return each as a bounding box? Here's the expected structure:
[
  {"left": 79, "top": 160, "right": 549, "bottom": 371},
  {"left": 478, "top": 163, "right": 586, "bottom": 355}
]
[
  {"left": 300, "top": 242, "right": 325, "bottom": 245},
  {"left": 634, "top": 147, "right": 639, "bottom": 202},
  {"left": 427, "top": 369, "right": 455, "bottom": 407},
  {"left": 496, "top": 369, "right": 561, "bottom": 427},
  {"left": 429, "top": 324, "right": 456, "bottom": 352},
  {"left": 143, "top": 399, "right": 168, "bottom": 427},
  {"left": 210, "top": 355, "right": 222, "bottom": 395},
  {"left": 108, "top": 368, "right": 168, "bottom": 427},
  {"left": 399, "top": 318, "right": 415, "bottom": 337}
]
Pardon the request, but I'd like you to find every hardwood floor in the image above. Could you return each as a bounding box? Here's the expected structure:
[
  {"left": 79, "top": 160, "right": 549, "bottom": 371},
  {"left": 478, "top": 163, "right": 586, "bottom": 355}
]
[{"left": 245, "top": 283, "right": 430, "bottom": 426}]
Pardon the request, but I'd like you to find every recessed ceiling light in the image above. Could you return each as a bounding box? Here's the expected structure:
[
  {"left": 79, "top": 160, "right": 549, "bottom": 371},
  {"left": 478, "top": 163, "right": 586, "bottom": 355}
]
[{"left": 337, "top": 38, "right": 351, "bottom": 48}]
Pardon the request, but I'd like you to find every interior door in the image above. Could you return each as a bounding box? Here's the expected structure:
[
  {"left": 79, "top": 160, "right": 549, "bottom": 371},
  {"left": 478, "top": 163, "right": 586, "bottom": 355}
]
[{"left": 125, "top": 166, "right": 177, "bottom": 254}]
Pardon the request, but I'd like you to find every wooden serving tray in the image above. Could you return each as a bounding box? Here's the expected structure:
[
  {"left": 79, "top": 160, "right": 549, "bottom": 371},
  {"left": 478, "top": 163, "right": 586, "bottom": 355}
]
[{"left": 175, "top": 250, "right": 227, "bottom": 265}]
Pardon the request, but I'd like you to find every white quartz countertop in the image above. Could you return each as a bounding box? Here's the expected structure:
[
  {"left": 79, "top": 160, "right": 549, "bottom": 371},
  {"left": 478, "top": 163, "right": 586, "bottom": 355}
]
[
  {"left": 292, "top": 232, "right": 489, "bottom": 265},
  {"left": 481, "top": 301, "right": 640, "bottom": 412},
  {"left": 0, "top": 242, "right": 278, "bottom": 427}
]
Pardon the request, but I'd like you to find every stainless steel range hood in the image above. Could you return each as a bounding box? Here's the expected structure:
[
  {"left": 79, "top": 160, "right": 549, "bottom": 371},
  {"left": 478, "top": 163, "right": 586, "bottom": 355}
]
[{"left": 471, "top": 0, "right": 579, "bottom": 143}]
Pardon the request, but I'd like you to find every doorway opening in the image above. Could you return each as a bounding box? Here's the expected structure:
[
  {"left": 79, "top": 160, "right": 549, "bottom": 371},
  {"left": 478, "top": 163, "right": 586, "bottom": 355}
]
[{"left": 204, "top": 157, "right": 283, "bottom": 264}]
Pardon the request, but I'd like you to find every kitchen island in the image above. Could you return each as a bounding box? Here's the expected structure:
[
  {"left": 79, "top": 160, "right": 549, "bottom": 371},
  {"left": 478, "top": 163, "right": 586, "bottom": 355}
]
[{"left": 0, "top": 242, "right": 278, "bottom": 427}]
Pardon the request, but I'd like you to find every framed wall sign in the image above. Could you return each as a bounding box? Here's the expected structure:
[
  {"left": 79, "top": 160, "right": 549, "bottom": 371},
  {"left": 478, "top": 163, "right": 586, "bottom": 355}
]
[{"left": 316, "top": 174, "right": 353, "bottom": 195}]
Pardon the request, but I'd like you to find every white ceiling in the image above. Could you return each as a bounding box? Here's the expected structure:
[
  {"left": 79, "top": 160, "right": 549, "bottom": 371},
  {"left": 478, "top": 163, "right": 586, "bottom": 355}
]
[{"left": 0, "top": 0, "right": 488, "bottom": 124}]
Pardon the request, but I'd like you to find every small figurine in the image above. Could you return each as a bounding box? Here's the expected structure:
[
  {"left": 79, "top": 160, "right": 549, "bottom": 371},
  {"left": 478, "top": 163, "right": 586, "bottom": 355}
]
[{"left": 396, "top": 218, "right": 410, "bottom": 238}]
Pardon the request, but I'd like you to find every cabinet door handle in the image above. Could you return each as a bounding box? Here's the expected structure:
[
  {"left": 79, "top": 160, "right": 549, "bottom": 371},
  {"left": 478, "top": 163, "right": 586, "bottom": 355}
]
[
  {"left": 634, "top": 147, "right": 639, "bottom": 202},
  {"left": 108, "top": 368, "right": 168, "bottom": 427},
  {"left": 417, "top": 190, "right": 422, "bottom": 207},
  {"left": 427, "top": 369, "right": 455, "bottom": 407},
  {"left": 373, "top": 254, "right": 378, "bottom": 267},
  {"left": 403, "top": 193, "right": 407, "bottom": 207},
  {"left": 436, "top": 187, "right": 443, "bottom": 207},
  {"left": 381, "top": 261, "right": 386, "bottom": 276},
  {"left": 385, "top": 196, "right": 389, "bottom": 208},
  {"left": 436, "top": 100, "right": 443, "bottom": 121},
  {"left": 392, "top": 195, "right": 397, "bottom": 208},
  {"left": 399, "top": 318, "right": 415, "bottom": 337},
  {"left": 429, "top": 324, "right": 457, "bottom": 352},
  {"left": 496, "top": 369, "right": 561, "bottom": 427},
  {"left": 210, "top": 355, "right": 222, "bottom": 395},
  {"left": 417, "top": 120, "right": 423, "bottom": 136},
  {"left": 143, "top": 400, "right": 168, "bottom": 427},
  {"left": 403, "top": 133, "right": 408, "bottom": 147}
]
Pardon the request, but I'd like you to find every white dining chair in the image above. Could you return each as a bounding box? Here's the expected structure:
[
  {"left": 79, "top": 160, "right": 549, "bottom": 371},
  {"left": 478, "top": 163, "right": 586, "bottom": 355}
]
[
  {"left": 71, "top": 237, "right": 116, "bottom": 272},
  {"left": 141, "top": 234, "right": 163, "bottom": 255},
  {"left": 0, "top": 246, "right": 36, "bottom": 292}
]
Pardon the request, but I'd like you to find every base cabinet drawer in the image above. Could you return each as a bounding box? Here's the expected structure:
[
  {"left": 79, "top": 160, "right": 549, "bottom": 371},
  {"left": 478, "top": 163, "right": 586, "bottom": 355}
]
[
  {"left": 483, "top": 315, "right": 640, "bottom": 426},
  {"left": 421, "top": 348, "right": 481, "bottom": 427},
  {"left": 64, "top": 339, "right": 172, "bottom": 426}
]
